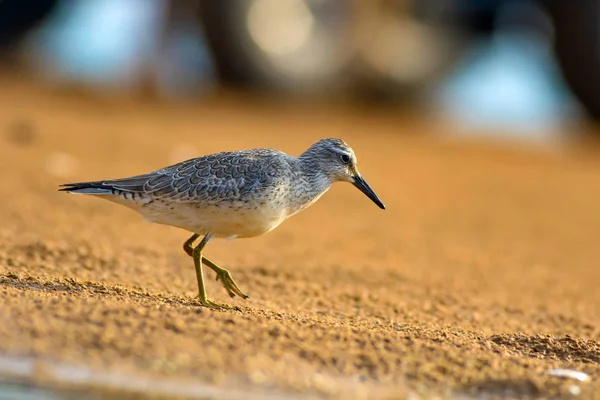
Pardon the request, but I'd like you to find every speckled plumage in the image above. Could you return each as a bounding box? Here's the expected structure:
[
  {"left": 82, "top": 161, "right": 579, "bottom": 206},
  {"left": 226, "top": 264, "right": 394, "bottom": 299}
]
[{"left": 60, "top": 138, "right": 384, "bottom": 307}]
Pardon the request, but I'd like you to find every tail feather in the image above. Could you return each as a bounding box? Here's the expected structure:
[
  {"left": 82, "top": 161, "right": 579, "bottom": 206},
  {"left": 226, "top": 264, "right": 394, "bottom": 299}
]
[{"left": 59, "top": 173, "right": 153, "bottom": 194}]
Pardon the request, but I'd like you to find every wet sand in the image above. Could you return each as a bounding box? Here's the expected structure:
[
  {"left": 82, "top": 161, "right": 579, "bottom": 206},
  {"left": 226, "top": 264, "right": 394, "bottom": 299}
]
[{"left": 1, "top": 80, "right": 600, "bottom": 398}]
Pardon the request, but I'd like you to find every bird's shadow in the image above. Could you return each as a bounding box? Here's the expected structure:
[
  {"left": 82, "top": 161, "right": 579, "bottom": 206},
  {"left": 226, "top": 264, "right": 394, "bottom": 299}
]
[{"left": 0, "top": 270, "right": 246, "bottom": 312}]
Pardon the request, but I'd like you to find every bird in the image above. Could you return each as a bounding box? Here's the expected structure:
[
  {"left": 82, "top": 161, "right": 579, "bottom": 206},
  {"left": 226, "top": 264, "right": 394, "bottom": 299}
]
[{"left": 59, "top": 138, "right": 385, "bottom": 308}]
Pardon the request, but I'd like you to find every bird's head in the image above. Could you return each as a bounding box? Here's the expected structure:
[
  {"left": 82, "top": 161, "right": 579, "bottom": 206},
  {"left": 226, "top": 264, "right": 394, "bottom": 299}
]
[{"left": 301, "top": 138, "right": 385, "bottom": 210}]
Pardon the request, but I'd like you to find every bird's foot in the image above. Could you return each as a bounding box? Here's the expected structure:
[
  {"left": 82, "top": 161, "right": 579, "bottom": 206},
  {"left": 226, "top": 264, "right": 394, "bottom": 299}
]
[
  {"left": 216, "top": 269, "right": 249, "bottom": 299},
  {"left": 195, "top": 295, "right": 230, "bottom": 310}
]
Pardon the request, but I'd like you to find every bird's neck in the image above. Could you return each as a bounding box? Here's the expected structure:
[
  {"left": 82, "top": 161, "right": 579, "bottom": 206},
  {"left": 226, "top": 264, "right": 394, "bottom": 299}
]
[
  {"left": 284, "top": 156, "right": 332, "bottom": 216},
  {"left": 297, "top": 153, "right": 332, "bottom": 193}
]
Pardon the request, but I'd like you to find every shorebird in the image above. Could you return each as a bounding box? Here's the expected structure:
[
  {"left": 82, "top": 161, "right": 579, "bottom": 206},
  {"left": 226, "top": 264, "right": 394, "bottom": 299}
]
[{"left": 60, "top": 138, "right": 385, "bottom": 308}]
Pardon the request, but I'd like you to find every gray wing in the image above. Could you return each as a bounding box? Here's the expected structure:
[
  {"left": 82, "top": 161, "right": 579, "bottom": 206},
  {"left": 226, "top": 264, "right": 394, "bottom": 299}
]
[{"left": 60, "top": 149, "right": 289, "bottom": 203}]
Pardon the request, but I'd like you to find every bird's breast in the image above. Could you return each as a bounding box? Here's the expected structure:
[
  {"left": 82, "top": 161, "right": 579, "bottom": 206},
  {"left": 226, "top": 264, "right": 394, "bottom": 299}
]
[{"left": 203, "top": 200, "right": 290, "bottom": 238}]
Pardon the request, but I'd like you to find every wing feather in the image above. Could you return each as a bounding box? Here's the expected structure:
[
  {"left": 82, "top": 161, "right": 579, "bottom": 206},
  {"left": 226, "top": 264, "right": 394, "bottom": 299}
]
[{"left": 60, "top": 149, "right": 291, "bottom": 203}]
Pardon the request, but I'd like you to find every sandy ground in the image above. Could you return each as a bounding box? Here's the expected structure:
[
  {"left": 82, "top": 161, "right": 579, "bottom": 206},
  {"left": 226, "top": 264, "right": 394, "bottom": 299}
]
[{"left": 1, "top": 79, "right": 600, "bottom": 399}]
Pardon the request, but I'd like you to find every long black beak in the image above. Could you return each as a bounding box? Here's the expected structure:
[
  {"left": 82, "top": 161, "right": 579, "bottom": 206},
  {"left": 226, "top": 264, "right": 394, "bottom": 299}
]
[{"left": 352, "top": 174, "right": 385, "bottom": 210}]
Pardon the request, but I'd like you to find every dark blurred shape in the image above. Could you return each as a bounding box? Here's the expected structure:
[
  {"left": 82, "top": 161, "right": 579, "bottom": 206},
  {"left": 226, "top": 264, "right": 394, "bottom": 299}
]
[
  {"left": 5, "top": 119, "right": 36, "bottom": 147},
  {"left": 157, "top": 0, "right": 217, "bottom": 98},
  {"left": 546, "top": 0, "right": 600, "bottom": 120},
  {"left": 0, "top": 0, "right": 58, "bottom": 50},
  {"left": 200, "top": 0, "right": 352, "bottom": 95},
  {"left": 349, "top": 0, "right": 466, "bottom": 101},
  {"left": 456, "top": 0, "right": 505, "bottom": 34}
]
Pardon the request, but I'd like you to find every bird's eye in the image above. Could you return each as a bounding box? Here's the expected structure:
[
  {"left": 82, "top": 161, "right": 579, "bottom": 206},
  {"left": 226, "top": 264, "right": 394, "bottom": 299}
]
[{"left": 340, "top": 154, "right": 351, "bottom": 164}]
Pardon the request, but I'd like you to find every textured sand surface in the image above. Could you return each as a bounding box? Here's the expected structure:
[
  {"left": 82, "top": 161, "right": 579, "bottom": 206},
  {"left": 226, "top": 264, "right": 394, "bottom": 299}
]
[{"left": 1, "top": 80, "right": 600, "bottom": 398}]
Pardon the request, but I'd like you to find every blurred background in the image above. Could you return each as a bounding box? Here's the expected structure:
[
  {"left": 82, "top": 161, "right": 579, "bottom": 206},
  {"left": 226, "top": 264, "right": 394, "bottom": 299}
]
[{"left": 1, "top": 0, "right": 598, "bottom": 141}]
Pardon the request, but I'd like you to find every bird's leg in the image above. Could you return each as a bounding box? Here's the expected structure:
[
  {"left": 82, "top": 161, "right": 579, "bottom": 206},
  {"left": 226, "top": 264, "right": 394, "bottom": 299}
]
[
  {"left": 183, "top": 233, "right": 199, "bottom": 257},
  {"left": 183, "top": 233, "right": 248, "bottom": 299},
  {"left": 191, "top": 234, "right": 224, "bottom": 309}
]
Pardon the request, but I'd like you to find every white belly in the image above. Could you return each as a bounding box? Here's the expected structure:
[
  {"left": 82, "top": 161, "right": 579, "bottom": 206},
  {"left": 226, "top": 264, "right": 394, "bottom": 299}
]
[{"left": 135, "top": 198, "right": 288, "bottom": 238}]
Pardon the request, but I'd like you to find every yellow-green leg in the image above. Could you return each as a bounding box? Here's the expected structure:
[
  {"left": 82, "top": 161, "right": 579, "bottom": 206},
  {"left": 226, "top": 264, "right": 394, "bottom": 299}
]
[
  {"left": 184, "top": 234, "right": 249, "bottom": 300},
  {"left": 191, "top": 234, "right": 223, "bottom": 308}
]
